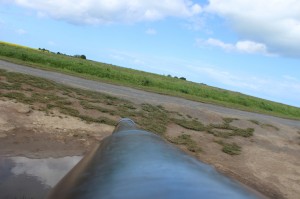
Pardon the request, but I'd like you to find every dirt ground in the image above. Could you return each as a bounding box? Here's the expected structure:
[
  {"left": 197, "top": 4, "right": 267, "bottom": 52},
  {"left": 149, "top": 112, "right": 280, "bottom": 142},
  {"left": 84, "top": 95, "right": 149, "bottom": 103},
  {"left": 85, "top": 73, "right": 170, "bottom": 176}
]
[
  {"left": 0, "top": 100, "right": 113, "bottom": 158},
  {"left": 1, "top": 99, "right": 300, "bottom": 199},
  {"left": 165, "top": 105, "right": 300, "bottom": 199}
]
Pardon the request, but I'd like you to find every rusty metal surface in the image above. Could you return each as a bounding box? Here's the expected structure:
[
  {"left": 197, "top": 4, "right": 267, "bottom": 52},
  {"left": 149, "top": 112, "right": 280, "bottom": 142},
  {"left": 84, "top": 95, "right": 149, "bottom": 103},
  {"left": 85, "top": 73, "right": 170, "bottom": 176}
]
[{"left": 47, "top": 119, "right": 262, "bottom": 199}]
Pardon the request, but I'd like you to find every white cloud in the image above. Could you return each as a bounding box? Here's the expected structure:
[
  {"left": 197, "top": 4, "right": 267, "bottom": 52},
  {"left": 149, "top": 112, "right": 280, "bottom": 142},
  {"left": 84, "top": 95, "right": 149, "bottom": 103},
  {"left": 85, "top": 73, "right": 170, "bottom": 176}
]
[
  {"left": 11, "top": 156, "right": 81, "bottom": 187},
  {"left": 145, "top": 28, "right": 157, "bottom": 35},
  {"left": 191, "top": 4, "right": 202, "bottom": 14},
  {"left": 16, "top": 28, "right": 27, "bottom": 35},
  {"left": 204, "top": 38, "right": 234, "bottom": 51},
  {"left": 283, "top": 75, "right": 298, "bottom": 81},
  {"left": 9, "top": 0, "right": 202, "bottom": 24},
  {"left": 184, "top": 16, "right": 205, "bottom": 31},
  {"left": 47, "top": 41, "right": 56, "bottom": 46},
  {"left": 197, "top": 38, "right": 270, "bottom": 55},
  {"left": 235, "top": 41, "right": 268, "bottom": 54},
  {"left": 206, "top": 0, "right": 300, "bottom": 57}
]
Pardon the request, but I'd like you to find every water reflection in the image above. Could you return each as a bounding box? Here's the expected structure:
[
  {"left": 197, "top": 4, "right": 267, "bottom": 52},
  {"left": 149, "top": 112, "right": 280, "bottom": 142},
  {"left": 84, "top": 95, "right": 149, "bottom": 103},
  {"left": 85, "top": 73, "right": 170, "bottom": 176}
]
[{"left": 0, "top": 156, "right": 82, "bottom": 199}]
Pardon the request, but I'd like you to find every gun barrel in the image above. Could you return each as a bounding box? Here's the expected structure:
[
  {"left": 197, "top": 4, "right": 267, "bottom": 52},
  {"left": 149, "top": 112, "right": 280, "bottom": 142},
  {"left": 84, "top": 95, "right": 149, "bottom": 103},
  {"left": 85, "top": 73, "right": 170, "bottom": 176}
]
[{"left": 47, "top": 118, "right": 263, "bottom": 199}]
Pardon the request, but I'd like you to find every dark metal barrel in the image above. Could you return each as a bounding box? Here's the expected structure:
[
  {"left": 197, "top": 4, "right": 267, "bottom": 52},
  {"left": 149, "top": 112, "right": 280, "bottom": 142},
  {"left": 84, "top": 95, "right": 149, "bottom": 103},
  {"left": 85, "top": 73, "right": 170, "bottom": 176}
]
[{"left": 47, "top": 118, "right": 263, "bottom": 199}]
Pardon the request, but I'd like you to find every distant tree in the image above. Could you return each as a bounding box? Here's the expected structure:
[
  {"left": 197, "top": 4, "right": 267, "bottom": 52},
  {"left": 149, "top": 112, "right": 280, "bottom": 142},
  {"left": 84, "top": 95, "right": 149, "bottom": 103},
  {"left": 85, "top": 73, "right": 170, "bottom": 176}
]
[
  {"left": 179, "top": 77, "right": 186, "bottom": 81},
  {"left": 174, "top": 76, "right": 178, "bottom": 79},
  {"left": 74, "top": 54, "right": 86, "bottom": 59},
  {"left": 38, "top": 48, "right": 49, "bottom": 52},
  {"left": 167, "top": 74, "right": 172, "bottom": 78}
]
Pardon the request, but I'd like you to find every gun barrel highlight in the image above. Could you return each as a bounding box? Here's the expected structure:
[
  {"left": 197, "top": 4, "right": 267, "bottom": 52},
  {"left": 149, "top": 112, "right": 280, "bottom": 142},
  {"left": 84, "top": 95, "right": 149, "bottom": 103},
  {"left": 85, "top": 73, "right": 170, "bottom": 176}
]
[{"left": 47, "top": 118, "right": 263, "bottom": 199}]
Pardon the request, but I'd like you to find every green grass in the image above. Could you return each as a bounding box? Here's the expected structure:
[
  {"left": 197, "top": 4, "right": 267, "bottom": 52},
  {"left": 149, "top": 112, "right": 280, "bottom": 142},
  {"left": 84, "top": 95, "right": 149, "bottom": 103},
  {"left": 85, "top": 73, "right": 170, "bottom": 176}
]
[
  {"left": 249, "top": 119, "right": 261, "bottom": 125},
  {"left": 168, "top": 134, "right": 202, "bottom": 153},
  {"left": 1, "top": 41, "right": 300, "bottom": 120},
  {"left": 248, "top": 119, "right": 279, "bottom": 131},
  {"left": 172, "top": 118, "right": 207, "bottom": 131},
  {"left": 136, "top": 104, "right": 169, "bottom": 135},
  {"left": 207, "top": 118, "right": 254, "bottom": 138},
  {"left": 172, "top": 116, "right": 254, "bottom": 138},
  {"left": 222, "top": 143, "right": 241, "bottom": 155},
  {"left": 215, "top": 140, "right": 241, "bottom": 155},
  {"left": 261, "top": 123, "right": 280, "bottom": 131},
  {"left": 2, "top": 92, "right": 34, "bottom": 104},
  {"left": 208, "top": 126, "right": 254, "bottom": 138},
  {"left": 223, "top": 117, "right": 239, "bottom": 123}
]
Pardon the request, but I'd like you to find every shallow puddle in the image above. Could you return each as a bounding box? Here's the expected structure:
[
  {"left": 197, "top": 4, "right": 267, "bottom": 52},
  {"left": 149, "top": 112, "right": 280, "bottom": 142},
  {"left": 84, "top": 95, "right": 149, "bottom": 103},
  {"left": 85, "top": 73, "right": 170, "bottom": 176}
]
[{"left": 0, "top": 156, "right": 82, "bottom": 199}]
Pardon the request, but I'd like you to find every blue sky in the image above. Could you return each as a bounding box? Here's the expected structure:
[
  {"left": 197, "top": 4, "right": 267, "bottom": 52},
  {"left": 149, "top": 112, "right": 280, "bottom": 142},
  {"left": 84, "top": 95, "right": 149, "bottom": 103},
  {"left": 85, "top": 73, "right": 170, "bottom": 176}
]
[{"left": 1, "top": 0, "right": 300, "bottom": 107}]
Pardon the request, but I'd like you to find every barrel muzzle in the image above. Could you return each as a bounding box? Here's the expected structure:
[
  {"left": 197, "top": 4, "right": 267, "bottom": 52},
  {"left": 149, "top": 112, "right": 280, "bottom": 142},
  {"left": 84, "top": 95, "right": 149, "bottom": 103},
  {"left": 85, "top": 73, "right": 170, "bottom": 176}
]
[{"left": 113, "top": 118, "right": 137, "bottom": 134}]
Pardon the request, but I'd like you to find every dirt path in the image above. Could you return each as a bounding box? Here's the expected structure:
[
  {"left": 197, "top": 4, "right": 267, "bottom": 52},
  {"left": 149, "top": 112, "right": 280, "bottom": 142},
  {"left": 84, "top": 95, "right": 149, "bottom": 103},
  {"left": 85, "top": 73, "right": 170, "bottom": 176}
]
[{"left": 0, "top": 60, "right": 299, "bottom": 128}]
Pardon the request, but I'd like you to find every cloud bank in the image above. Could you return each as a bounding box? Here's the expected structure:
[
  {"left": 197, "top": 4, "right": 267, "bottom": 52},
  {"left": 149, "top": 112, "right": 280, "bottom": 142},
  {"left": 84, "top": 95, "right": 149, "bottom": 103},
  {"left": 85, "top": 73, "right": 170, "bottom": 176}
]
[
  {"left": 197, "top": 38, "right": 270, "bottom": 55},
  {"left": 3, "top": 0, "right": 299, "bottom": 57},
  {"left": 10, "top": 0, "right": 201, "bottom": 24},
  {"left": 206, "top": 0, "right": 300, "bottom": 57}
]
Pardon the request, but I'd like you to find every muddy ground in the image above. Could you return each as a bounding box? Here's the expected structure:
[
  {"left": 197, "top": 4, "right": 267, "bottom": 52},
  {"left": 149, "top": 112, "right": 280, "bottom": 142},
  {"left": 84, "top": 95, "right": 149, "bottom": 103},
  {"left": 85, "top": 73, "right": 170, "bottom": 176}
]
[{"left": 1, "top": 100, "right": 300, "bottom": 199}]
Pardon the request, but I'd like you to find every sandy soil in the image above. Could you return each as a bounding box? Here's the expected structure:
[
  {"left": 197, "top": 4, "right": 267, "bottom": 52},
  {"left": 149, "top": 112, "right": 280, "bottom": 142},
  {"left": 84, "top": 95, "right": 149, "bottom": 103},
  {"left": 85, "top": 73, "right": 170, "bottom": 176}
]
[
  {"left": 0, "top": 100, "right": 113, "bottom": 158},
  {"left": 1, "top": 99, "right": 300, "bottom": 199},
  {"left": 165, "top": 105, "right": 300, "bottom": 199}
]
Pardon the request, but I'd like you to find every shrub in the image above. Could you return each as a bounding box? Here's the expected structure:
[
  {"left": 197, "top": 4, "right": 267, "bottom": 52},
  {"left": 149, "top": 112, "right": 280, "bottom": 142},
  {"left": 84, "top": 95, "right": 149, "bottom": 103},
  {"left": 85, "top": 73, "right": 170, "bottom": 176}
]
[{"left": 222, "top": 142, "right": 241, "bottom": 155}]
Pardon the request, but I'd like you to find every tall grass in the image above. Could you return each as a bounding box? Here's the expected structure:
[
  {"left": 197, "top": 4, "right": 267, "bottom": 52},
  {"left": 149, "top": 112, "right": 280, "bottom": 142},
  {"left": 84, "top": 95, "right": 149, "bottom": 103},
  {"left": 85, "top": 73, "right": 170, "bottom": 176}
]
[{"left": 1, "top": 41, "right": 300, "bottom": 119}]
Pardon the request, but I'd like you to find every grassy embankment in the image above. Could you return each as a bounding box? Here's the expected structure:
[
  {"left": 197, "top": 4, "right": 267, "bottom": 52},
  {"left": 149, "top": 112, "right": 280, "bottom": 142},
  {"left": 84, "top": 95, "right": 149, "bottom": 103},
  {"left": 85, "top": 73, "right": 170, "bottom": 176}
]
[{"left": 1, "top": 41, "right": 300, "bottom": 120}]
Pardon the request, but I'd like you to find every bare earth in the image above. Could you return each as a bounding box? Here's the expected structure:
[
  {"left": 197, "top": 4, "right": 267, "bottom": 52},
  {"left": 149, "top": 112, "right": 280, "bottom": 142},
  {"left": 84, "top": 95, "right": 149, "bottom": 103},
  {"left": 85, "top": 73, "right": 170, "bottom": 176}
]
[
  {"left": 165, "top": 105, "right": 300, "bottom": 199},
  {"left": 0, "top": 100, "right": 113, "bottom": 158},
  {"left": 1, "top": 61, "right": 300, "bottom": 199},
  {"left": 1, "top": 100, "right": 300, "bottom": 198}
]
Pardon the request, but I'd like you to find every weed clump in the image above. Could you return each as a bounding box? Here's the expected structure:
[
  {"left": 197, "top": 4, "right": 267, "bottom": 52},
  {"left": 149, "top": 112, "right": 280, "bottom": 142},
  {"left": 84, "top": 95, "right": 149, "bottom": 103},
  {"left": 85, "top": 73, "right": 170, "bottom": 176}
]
[
  {"left": 172, "top": 118, "right": 207, "bottom": 131},
  {"left": 261, "top": 123, "right": 279, "bottom": 131},
  {"left": 215, "top": 140, "right": 241, "bottom": 155},
  {"left": 137, "top": 104, "right": 169, "bottom": 135},
  {"left": 222, "top": 143, "right": 241, "bottom": 155},
  {"left": 208, "top": 121, "right": 254, "bottom": 138},
  {"left": 223, "top": 117, "right": 239, "bottom": 123},
  {"left": 169, "top": 134, "right": 202, "bottom": 153},
  {"left": 249, "top": 119, "right": 260, "bottom": 125}
]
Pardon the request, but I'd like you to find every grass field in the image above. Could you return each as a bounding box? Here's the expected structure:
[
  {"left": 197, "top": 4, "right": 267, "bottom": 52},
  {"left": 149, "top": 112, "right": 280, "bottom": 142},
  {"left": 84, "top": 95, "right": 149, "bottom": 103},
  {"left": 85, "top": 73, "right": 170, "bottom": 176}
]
[{"left": 1, "top": 41, "right": 300, "bottom": 120}]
